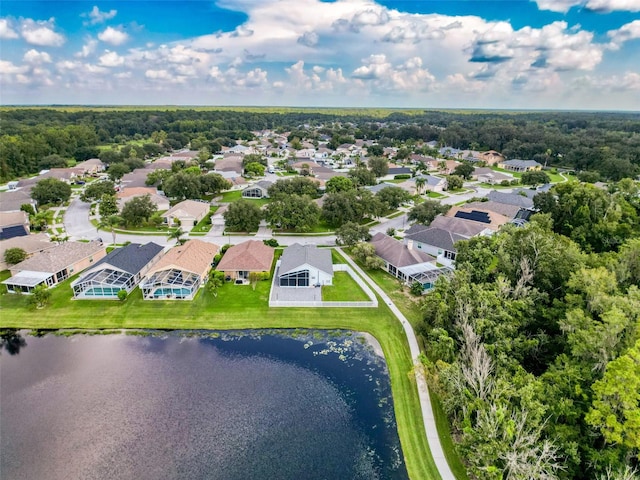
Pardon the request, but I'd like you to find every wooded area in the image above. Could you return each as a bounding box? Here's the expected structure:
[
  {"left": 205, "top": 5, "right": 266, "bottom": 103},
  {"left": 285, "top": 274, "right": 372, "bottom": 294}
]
[
  {"left": 1, "top": 108, "right": 639, "bottom": 181},
  {"left": 418, "top": 181, "right": 639, "bottom": 480}
]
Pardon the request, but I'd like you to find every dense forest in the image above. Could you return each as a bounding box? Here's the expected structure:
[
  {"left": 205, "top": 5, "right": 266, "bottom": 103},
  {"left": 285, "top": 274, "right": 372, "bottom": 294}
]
[
  {"left": 1, "top": 108, "right": 639, "bottom": 182},
  {"left": 419, "top": 180, "right": 639, "bottom": 480}
]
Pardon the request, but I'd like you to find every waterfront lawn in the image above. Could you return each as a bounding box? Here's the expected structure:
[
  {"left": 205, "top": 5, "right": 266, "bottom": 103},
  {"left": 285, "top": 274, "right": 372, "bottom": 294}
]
[
  {"left": 321, "top": 271, "right": 369, "bottom": 301},
  {"left": 0, "top": 273, "right": 442, "bottom": 480}
]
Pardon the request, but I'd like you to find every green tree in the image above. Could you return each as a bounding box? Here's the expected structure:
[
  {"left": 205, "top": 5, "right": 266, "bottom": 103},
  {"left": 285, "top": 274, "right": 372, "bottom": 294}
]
[
  {"left": 351, "top": 242, "right": 384, "bottom": 269},
  {"left": 453, "top": 162, "right": 474, "bottom": 180},
  {"left": 81, "top": 180, "right": 115, "bottom": 202},
  {"left": 244, "top": 162, "right": 265, "bottom": 177},
  {"left": 199, "top": 173, "right": 231, "bottom": 196},
  {"left": 117, "top": 289, "right": 128, "bottom": 301},
  {"left": 197, "top": 147, "right": 211, "bottom": 167},
  {"left": 586, "top": 340, "right": 640, "bottom": 449},
  {"left": 349, "top": 166, "right": 377, "bottom": 186},
  {"left": 325, "top": 176, "right": 355, "bottom": 193},
  {"left": 28, "top": 284, "right": 51, "bottom": 309},
  {"left": 145, "top": 169, "right": 172, "bottom": 187},
  {"left": 267, "top": 177, "right": 319, "bottom": 198},
  {"left": 30, "top": 178, "right": 72, "bottom": 206},
  {"left": 4, "top": 248, "right": 27, "bottom": 265},
  {"left": 367, "top": 144, "right": 384, "bottom": 156},
  {"left": 521, "top": 170, "right": 551, "bottom": 186},
  {"left": 446, "top": 175, "right": 463, "bottom": 190},
  {"left": 376, "top": 186, "right": 411, "bottom": 210},
  {"left": 98, "top": 214, "right": 123, "bottom": 245},
  {"left": 98, "top": 194, "right": 119, "bottom": 218},
  {"left": 163, "top": 171, "right": 202, "bottom": 200},
  {"left": 415, "top": 176, "right": 426, "bottom": 195},
  {"left": 368, "top": 157, "right": 389, "bottom": 177},
  {"left": 242, "top": 153, "right": 268, "bottom": 167},
  {"left": 408, "top": 199, "right": 448, "bottom": 225},
  {"left": 107, "top": 162, "right": 130, "bottom": 181},
  {"left": 223, "top": 199, "right": 262, "bottom": 232},
  {"left": 335, "top": 222, "right": 371, "bottom": 246},
  {"left": 167, "top": 227, "right": 186, "bottom": 245},
  {"left": 265, "top": 194, "right": 320, "bottom": 232},
  {"left": 120, "top": 195, "right": 157, "bottom": 227}
]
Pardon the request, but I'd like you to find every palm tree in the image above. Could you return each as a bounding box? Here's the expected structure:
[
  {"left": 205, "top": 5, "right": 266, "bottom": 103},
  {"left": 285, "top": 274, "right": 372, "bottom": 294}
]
[
  {"left": 415, "top": 176, "right": 426, "bottom": 195},
  {"left": 167, "top": 227, "right": 186, "bottom": 245},
  {"left": 98, "top": 215, "right": 123, "bottom": 246}
]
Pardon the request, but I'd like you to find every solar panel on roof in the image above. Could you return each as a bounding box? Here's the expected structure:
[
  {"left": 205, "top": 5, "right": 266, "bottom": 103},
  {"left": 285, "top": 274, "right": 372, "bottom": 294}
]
[
  {"left": 0, "top": 225, "right": 28, "bottom": 240},
  {"left": 455, "top": 210, "right": 491, "bottom": 224}
]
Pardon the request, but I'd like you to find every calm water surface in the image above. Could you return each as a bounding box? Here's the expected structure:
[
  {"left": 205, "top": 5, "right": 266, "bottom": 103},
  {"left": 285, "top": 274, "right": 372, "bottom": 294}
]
[{"left": 0, "top": 330, "right": 408, "bottom": 480}]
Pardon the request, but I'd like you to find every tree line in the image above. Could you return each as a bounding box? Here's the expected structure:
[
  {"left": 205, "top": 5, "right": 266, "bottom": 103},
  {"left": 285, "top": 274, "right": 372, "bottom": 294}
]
[{"left": 2, "top": 108, "right": 639, "bottom": 182}]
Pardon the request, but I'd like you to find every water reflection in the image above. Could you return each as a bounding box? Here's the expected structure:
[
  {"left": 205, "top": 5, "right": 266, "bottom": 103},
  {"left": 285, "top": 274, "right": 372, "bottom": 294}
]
[
  {"left": 0, "top": 329, "right": 26, "bottom": 355},
  {"left": 0, "top": 330, "right": 408, "bottom": 480}
]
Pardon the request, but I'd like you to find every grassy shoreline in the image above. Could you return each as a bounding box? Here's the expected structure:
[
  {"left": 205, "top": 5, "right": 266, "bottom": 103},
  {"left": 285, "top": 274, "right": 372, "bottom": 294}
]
[{"left": 0, "top": 277, "right": 442, "bottom": 480}]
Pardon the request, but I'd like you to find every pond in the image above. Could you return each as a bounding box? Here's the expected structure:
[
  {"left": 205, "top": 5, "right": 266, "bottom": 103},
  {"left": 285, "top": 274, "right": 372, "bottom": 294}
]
[{"left": 0, "top": 330, "right": 408, "bottom": 480}]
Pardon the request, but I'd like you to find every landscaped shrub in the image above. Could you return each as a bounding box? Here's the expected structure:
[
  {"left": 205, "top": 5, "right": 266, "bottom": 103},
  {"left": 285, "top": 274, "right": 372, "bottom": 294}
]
[{"left": 394, "top": 174, "right": 411, "bottom": 180}]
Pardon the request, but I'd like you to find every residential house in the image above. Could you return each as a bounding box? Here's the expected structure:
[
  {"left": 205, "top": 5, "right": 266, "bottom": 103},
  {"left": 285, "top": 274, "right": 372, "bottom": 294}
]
[
  {"left": 0, "top": 189, "right": 35, "bottom": 213},
  {"left": 479, "top": 150, "right": 505, "bottom": 166},
  {"left": 438, "top": 160, "right": 461, "bottom": 175},
  {"left": 487, "top": 190, "right": 535, "bottom": 210},
  {"left": 277, "top": 243, "right": 333, "bottom": 287},
  {"left": 75, "top": 158, "right": 106, "bottom": 175},
  {"left": 472, "top": 167, "right": 514, "bottom": 184},
  {"left": 403, "top": 224, "right": 467, "bottom": 263},
  {"left": 0, "top": 232, "right": 54, "bottom": 271},
  {"left": 3, "top": 241, "right": 106, "bottom": 294},
  {"left": 370, "top": 232, "right": 450, "bottom": 289},
  {"left": 215, "top": 155, "right": 244, "bottom": 175},
  {"left": 17, "top": 168, "right": 83, "bottom": 188},
  {"left": 117, "top": 188, "right": 170, "bottom": 212},
  {"left": 242, "top": 180, "right": 273, "bottom": 199},
  {"left": 387, "top": 167, "right": 413, "bottom": 178},
  {"left": 120, "top": 168, "right": 154, "bottom": 188},
  {"left": 445, "top": 206, "right": 510, "bottom": 231},
  {"left": 365, "top": 182, "right": 399, "bottom": 194},
  {"left": 0, "top": 211, "right": 30, "bottom": 240},
  {"left": 407, "top": 174, "right": 447, "bottom": 194},
  {"left": 498, "top": 159, "right": 542, "bottom": 172},
  {"left": 225, "top": 144, "right": 254, "bottom": 155},
  {"left": 163, "top": 200, "right": 210, "bottom": 230},
  {"left": 140, "top": 239, "right": 219, "bottom": 300},
  {"left": 215, "top": 240, "right": 274, "bottom": 283},
  {"left": 71, "top": 242, "right": 164, "bottom": 299},
  {"left": 462, "top": 201, "right": 522, "bottom": 219},
  {"left": 430, "top": 215, "right": 493, "bottom": 237}
]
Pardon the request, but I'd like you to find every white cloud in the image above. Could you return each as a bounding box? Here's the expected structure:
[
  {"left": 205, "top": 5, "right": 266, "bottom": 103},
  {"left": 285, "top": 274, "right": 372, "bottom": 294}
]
[
  {"left": 0, "top": 60, "right": 29, "bottom": 75},
  {"left": 20, "top": 18, "right": 65, "bottom": 47},
  {"left": 532, "top": 0, "right": 640, "bottom": 12},
  {"left": 76, "top": 38, "right": 98, "bottom": 58},
  {"left": 83, "top": 6, "right": 117, "bottom": 25},
  {"left": 0, "top": 18, "right": 19, "bottom": 39},
  {"left": 607, "top": 20, "right": 640, "bottom": 50},
  {"left": 99, "top": 50, "right": 124, "bottom": 67},
  {"left": 298, "top": 31, "right": 319, "bottom": 47},
  {"left": 98, "top": 26, "right": 129, "bottom": 46},
  {"left": 23, "top": 49, "right": 52, "bottom": 64}
]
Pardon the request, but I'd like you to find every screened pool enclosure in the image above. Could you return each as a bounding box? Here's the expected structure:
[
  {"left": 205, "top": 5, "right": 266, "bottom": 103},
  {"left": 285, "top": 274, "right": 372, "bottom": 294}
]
[
  {"left": 71, "top": 268, "right": 136, "bottom": 299},
  {"left": 140, "top": 268, "right": 201, "bottom": 300}
]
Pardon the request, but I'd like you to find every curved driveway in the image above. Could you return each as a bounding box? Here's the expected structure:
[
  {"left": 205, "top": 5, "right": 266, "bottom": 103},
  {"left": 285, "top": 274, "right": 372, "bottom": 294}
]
[{"left": 337, "top": 247, "right": 456, "bottom": 480}]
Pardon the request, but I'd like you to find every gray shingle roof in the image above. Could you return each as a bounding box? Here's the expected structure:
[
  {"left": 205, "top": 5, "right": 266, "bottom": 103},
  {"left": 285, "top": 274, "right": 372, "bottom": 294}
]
[
  {"left": 279, "top": 243, "right": 333, "bottom": 276},
  {"left": 92, "top": 242, "right": 164, "bottom": 275},
  {"left": 405, "top": 227, "right": 467, "bottom": 252},
  {"left": 487, "top": 191, "right": 534, "bottom": 209}
]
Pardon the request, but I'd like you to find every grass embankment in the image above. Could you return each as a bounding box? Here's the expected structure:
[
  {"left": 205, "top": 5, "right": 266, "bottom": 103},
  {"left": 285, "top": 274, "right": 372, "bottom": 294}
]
[
  {"left": 341, "top": 250, "right": 469, "bottom": 480},
  {"left": 0, "top": 273, "right": 441, "bottom": 480}
]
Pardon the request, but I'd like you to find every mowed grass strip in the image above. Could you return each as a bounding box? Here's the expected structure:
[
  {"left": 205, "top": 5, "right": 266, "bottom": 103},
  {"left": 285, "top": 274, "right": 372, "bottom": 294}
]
[
  {"left": 0, "top": 275, "right": 441, "bottom": 480},
  {"left": 321, "top": 271, "right": 369, "bottom": 302}
]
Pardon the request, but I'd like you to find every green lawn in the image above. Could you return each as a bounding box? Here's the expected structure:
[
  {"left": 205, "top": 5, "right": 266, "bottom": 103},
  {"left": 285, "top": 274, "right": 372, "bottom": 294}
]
[
  {"left": 0, "top": 272, "right": 442, "bottom": 480},
  {"left": 191, "top": 207, "right": 218, "bottom": 234},
  {"left": 218, "top": 190, "right": 270, "bottom": 207},
  {"left": 321, "top": 271, "right": 370, "bottom": 301},
  {"left": 426, "top": 191, "right": 446, "bottom": 198}
]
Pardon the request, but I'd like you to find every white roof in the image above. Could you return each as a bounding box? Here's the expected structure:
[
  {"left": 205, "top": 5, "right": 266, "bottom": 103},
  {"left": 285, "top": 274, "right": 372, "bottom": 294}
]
[{"left": 3, "top": 270, "right": 51, "bottom": 287}]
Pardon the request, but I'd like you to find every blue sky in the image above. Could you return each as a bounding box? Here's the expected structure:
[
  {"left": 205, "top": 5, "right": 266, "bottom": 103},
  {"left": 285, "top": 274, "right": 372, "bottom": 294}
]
[{"left": 1, "top": 0, "right": 639, "bottom": 109}]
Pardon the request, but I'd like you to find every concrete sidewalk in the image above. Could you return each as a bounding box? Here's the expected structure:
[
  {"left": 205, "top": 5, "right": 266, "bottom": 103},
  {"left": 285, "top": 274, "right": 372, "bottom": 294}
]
[{"left": 336, "top": 247, "right": 456, "bottom": 480}]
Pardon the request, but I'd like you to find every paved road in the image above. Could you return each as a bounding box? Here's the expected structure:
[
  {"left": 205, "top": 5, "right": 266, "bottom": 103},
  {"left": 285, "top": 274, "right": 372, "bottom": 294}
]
[{"left": 336, "top": 247, "right": 455, "bottom": 480}]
